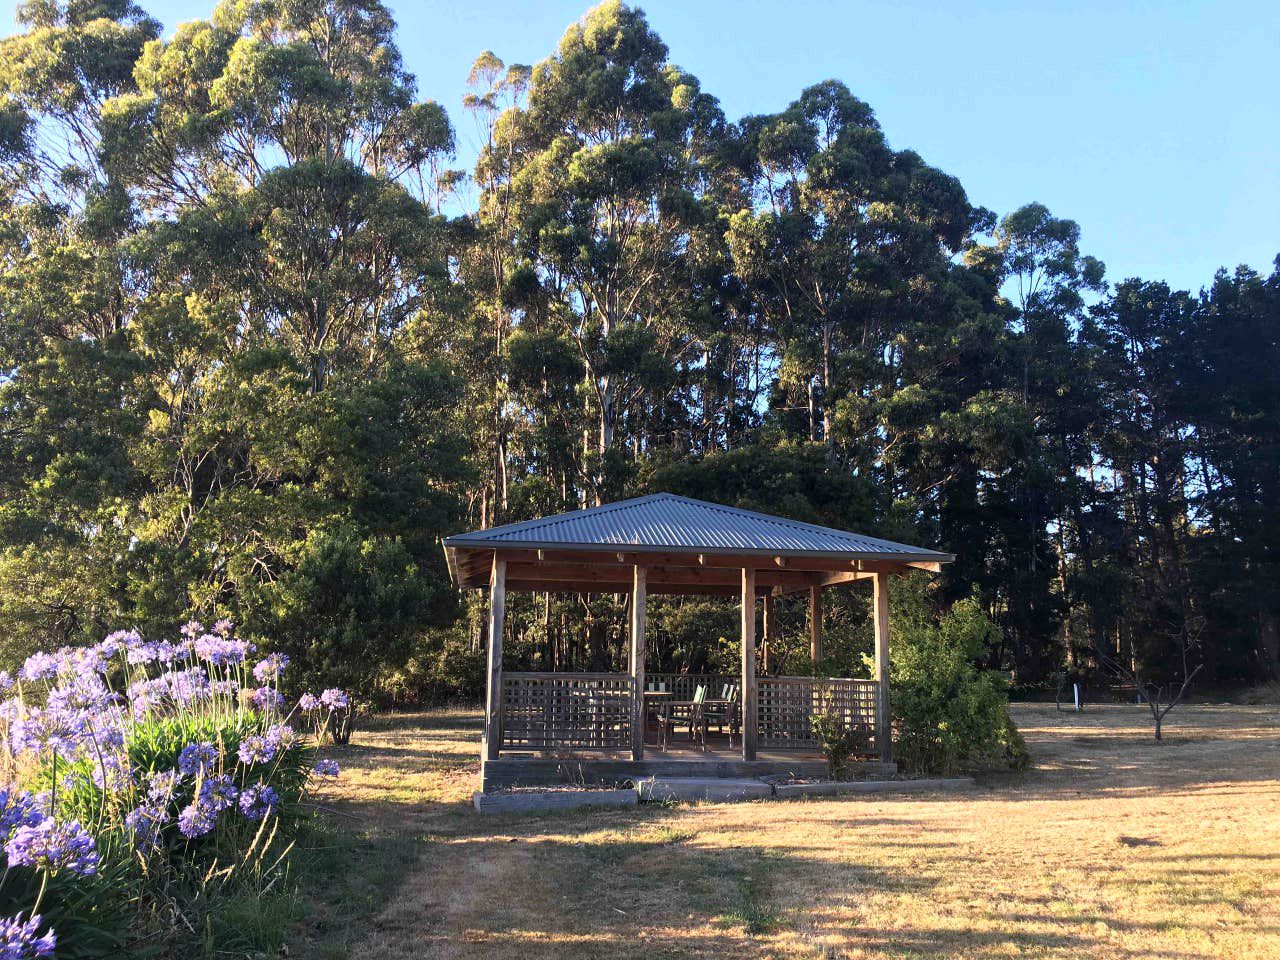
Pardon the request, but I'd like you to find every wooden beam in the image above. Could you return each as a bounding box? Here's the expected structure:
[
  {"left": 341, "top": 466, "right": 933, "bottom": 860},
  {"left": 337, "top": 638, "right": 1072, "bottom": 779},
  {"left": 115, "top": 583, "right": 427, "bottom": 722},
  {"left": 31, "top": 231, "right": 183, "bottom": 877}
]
[
  {"left": 629, "top": 565, "right": 646, "bottom": 762},
  {"left": 761, "top": 591, "right": 776, "bottom": 674},
  {"left": 741, "top": 567, "right": 758, "bottom": 761},
  {"left": 501, "top": 561, "right": 823, "bottom": 590},
  {"left": 872, "top": 571, "right": 892, "bottom": 763},
  {"left": 484, "top": 557, "right": 506, "bottom": 763},
  {"left": 809, "top": 584, "right": 823, "bottom": 664},
  {"left": 474, "top": 547, "right": 935, "bottom": 574}
]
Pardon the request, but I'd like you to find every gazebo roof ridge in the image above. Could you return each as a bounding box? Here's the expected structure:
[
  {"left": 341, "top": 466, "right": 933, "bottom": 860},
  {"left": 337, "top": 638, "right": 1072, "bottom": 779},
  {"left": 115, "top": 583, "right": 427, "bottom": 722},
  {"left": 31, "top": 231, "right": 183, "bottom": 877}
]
[{"left": 442, "top": 492, "right": 955, "bottom": 562}]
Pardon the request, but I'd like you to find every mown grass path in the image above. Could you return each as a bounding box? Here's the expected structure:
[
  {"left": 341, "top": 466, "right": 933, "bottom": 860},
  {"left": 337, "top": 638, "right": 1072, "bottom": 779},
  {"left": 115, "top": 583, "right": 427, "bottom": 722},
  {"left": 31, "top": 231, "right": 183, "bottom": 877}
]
[{"left": 293, "top": 703, "right": 1280, "bottom": 960}]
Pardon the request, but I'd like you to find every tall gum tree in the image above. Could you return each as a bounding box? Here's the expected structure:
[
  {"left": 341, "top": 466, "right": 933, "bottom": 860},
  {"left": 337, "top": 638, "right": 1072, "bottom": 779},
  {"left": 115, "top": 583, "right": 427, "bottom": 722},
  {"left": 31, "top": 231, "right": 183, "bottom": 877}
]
[
  {"left": 727, "top": 80, "right": 973, "bottom": 460},
  {"left": 493, "top": 0, "right": 724, "bottom": 503}
]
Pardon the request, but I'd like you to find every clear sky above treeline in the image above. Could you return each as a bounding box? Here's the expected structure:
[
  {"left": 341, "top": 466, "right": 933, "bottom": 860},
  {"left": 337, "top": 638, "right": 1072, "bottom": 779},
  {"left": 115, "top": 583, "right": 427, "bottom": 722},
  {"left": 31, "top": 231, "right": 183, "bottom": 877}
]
[{"left": 5, "top": 0, "right": 1276, "bottom": 294}]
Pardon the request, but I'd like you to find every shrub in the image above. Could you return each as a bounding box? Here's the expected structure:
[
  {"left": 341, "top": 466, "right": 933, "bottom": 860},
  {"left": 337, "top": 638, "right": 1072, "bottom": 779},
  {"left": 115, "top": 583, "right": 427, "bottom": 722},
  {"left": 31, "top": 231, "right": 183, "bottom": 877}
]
[
  {"left": 810, "top": 705, "right": 863, "bottom": 781},
  {"left": 885, "top": 581, "right": 1029, "bottom": 776},
  {"left": 0, "top": 620, "right": 346, "bottom": 957}
]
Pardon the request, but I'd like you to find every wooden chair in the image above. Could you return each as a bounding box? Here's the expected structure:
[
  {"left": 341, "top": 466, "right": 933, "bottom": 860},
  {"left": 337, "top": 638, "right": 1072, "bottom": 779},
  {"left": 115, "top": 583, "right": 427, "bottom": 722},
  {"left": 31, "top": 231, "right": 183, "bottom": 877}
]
[
  {"left": 658, "top": 684, "right": 708, "bottom": 750},
  {"left": 703, "top": 683, "right": 740, "bottom": 747},
  {"left": 644, "top": 680, "right": 668, "bottom": 743}
]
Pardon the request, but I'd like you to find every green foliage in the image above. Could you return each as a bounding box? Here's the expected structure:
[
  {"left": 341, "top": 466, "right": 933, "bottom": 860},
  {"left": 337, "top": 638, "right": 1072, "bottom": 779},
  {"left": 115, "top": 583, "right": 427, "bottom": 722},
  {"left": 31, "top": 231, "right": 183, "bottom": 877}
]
[
  {"left": 0, "top": 0, "right": 1276, "bottom": 704},
  {"left": 886, "top": 578, "right": 1029, "bottom": 776},
  {"left": 810, "top": 707, "right": 863, "bottom": 781}
]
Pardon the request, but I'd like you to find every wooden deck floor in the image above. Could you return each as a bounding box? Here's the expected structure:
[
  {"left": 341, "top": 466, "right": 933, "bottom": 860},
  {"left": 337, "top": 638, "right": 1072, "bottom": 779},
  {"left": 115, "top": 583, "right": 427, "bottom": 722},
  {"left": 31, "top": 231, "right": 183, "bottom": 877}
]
[{"left": 481, "top": 733, "right": 893, "bottom": 791}]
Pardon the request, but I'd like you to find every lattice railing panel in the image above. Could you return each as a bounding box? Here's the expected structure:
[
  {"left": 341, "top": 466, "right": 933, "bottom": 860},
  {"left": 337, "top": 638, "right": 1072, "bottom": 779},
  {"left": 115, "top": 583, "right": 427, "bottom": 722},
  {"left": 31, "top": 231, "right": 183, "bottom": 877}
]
[
  {"left": 501, "top": 673, "right": 632, "bottom": 750},
  {"left": 757, "top": 677, "right": 879, "bottom": 754}
]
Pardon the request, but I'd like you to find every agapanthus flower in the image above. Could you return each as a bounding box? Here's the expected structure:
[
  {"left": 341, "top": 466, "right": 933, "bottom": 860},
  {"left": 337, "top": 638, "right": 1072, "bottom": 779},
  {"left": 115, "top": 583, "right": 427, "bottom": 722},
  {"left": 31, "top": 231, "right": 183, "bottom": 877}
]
[
  {"left": 0, "top": 789, "right": 44, "bottom": 836},
  {"left": 6, "top": 818, "right": 98, "bottom": 876},
  {"left": 47, "top": 672, "right": 116, "bottom": 713},
  {"left": 177, "top": 803, "right": 217, "bottom": 839},
  {"left": 19, "top": 652, "right": 59, "bottom": 684},
  {"left": 313, "top": 759, "right": 340, "bottom": 778},
  {"left": 0, "top": 672, "right": 13, "bottom": 693},
  {"left": 10, "top": 706, "right": 90, "bottom": 757},
  {"left": 237, "top": 783, "right": 279, "bottom": 821},
  {"left": 236, "top": 734, "right": 277, "bottom": 766},
  {"left": 88, "top": 752, "right": 132, "bottom": 791},
  {"left": 0, "top": 913, "right": 56, "bottom": 958},
  {"left": 192, "top": 634, "right": 253, "bottom": 666},
  {"left": 177, "top": 741, "right": 217, "bottom": 777},
  {"left": 125, "top": 639, "right": 179, "bottom": 665},
  {"left": 298, "top": 692, "right": 319, "bottom": 711},
  {"left": 146, "top": 770, "right": 179, "bottom": 803},
  {"left": 319, "top": 688, "right": 349, "bottom": 712},
  {"left": 212, "top": 618, "right": 235, "bottom": 637},
  {"left": 180, "top": 620, "right": 205, "bottom": 640},
  {"left": 124, "top": 802, "right": 169, "bottom": 850},
  {"left": 211, "top": 679, "right": 239, "bottom": 697},
  {"left": 251, "top": 686, "right": 285, "bottom": 712},
  {"left": 198, "top": 774, "right": 238, "bottom": 812},
  {"left": 252, "top": 653, "right": 290, "bottom": 683}
]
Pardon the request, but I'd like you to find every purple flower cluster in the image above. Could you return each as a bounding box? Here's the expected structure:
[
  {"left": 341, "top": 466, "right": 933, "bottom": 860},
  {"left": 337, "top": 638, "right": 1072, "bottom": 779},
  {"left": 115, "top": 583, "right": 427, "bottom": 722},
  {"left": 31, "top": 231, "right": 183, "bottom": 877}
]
[
  {"left": 251, "top": 686, "right": 285, "bottom": 712},
  {"left": 319, "top": 689, "right": 349, "bottom": 711},
  {"left": 177, "top": 803, "right": 217, "bottom": 840},
  {"left": 237, "top": 783, "right": 279, "bottom": 821},
  {"left": 124, "top": 802, "right": 169, "bottom": 850},
  {"left": 199, "top": 774, "right": 238, "bottom": 812},
  {"left": 252, "top": 653, "right": 290, "bottom": 682},
  {"left": 127, "top": 668, "right": 212, "bottom": 716},
  {"left": 19, "top": 652, "right": 59, "bottom": 683},
  {"left": 313, "top": 759, "right": 340, "bottom": 778},
  {"left": 0, "top": 619, "right": 335, "bottom": 954},
  {"left": 177, "top": 741, "right": 217, "bottom": 776},
  {"left": 0, "top": 789, "right": 44, "bottom": 835},
  {"left": 237, "top": 734, "right": 277, "bottom": 766},
  {"left": 6, "top": 818, "right": 97, "bottom": 877},
  {"left": 0, "top": 913, "right": 56, "bottom": 958},
  {"left": 191, "top": 633, "right": 255, "bottom": 666}
]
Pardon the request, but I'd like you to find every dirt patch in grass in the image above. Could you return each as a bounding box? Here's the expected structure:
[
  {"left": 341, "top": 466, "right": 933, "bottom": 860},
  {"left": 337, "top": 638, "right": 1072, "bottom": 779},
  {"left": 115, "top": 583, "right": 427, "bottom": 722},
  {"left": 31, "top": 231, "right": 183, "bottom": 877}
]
[{"left": 292, "top": 702, "right": 1280, "bottom": 960}]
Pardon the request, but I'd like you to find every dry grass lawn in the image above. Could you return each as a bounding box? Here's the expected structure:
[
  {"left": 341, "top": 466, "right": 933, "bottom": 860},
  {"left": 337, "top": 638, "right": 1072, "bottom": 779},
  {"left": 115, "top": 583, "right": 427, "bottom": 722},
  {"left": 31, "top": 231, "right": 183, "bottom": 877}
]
[{"left": 294, "top": 702, "right": 1280, "bottom": 959}]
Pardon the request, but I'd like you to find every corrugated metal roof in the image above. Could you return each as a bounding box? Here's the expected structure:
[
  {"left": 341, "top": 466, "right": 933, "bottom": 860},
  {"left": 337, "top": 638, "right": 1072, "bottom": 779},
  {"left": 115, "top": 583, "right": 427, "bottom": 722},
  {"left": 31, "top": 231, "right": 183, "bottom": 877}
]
[{"left": 443, "top": 493, "right": 953, "bottom": 561}]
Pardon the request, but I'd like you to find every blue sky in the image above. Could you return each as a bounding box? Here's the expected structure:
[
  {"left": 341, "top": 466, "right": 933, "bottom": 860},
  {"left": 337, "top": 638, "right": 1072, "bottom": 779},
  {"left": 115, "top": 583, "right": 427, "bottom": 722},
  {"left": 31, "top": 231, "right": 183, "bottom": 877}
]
[{"left": 5, "top": 0, "right": 1277, "bottom": 293}]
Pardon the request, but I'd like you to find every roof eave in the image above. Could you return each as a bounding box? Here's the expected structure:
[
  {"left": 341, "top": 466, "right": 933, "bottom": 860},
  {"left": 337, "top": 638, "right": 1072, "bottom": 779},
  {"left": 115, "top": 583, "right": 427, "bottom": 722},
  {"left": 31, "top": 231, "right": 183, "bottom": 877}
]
[{"left": 441, "top": 537, "right": 954, "bottom": 565}]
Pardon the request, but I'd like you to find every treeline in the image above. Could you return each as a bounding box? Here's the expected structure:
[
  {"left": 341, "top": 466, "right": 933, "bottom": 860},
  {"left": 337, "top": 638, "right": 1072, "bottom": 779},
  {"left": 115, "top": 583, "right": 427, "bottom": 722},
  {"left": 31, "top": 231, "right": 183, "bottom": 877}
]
[{"left": 0, "top": 0, "right": 1275, "bottom": 694}]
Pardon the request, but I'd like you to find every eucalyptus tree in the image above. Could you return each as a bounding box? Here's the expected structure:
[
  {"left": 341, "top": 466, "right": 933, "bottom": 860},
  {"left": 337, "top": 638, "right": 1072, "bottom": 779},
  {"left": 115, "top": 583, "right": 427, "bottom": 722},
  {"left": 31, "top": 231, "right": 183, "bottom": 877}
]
[
  {"left": 0, "top": 0, "right": 160, "bottom": 651},
  {"left": 727, "top": 80, "right": 972, "bottom": 462},
  {"left": 492, "top": 0, "right": 726, "bottom": 503}
]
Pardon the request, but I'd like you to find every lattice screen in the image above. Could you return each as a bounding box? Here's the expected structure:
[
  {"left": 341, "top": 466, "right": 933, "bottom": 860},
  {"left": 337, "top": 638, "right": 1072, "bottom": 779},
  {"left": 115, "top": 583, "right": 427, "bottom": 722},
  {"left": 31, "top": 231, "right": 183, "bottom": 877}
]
[
  {"left": 757, "top": 677, "right": 878, "bottom": 754},
  {"left": 500, "top": 673, "right": 632, "bottom": 750}
]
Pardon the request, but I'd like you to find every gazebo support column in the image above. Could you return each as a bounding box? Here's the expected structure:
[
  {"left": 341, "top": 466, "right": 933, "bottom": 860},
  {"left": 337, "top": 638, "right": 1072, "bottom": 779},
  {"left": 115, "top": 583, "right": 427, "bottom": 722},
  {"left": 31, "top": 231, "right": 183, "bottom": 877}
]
[
  {"left": 741, "top": 567, "right": 758, "bottom": 761},
  {"left": 484, "top": 556, "right": 507, "bottom": 762},
  {"left": 629, "top": 565, "right": 647, "bottom": 761},
  {"left": 809, "top": 585, "right": 823, "bottom": 665},
  {"left": 761, "top": 591, "right": 776, "bottom": 674},
  {"left": 872, "top": 571, "right": 892, "bottom": 763}
]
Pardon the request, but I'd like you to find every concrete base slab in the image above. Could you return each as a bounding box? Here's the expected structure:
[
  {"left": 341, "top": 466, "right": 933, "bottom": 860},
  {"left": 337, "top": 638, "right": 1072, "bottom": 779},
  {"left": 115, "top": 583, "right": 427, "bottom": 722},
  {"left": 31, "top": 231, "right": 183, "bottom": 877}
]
[
  {"left": 636, "top": 776, "right": 775, "bottom": 803},
  {"left": 472, "top": 789, "right": 637, "bottom": 815},
  {"left": 774, "top": 777, "right": 975, "bottom": 798}
]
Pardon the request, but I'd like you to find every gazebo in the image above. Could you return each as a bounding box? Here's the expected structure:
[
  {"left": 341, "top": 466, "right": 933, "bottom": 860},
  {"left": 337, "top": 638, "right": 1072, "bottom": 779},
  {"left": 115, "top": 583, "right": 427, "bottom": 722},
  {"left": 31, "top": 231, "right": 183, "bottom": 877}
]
[{"left": 443, "top": 493, "right": 953, "bottom": 791}]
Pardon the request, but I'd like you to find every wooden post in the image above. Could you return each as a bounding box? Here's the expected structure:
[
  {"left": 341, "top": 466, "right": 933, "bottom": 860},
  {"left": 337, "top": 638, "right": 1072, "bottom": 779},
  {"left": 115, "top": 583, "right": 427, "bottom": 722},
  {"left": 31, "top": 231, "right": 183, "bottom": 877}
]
[
  {"left": 629, "top": 565, "right": 647, "bottom": 761},
  {"left": 741, "top": 566, "right": 758, "bottom": 761},
  {"left": 872, "top": 571, "right": 892, "bottom": 763},
  {"left": 809, "top": 584, "right": 823, "bottom": 665},
  {"left": 761, "top": 591, "right": 776, "bottom": 675},
  {"left": 484, "top": 556, "right": 507, "bottom": 763}
]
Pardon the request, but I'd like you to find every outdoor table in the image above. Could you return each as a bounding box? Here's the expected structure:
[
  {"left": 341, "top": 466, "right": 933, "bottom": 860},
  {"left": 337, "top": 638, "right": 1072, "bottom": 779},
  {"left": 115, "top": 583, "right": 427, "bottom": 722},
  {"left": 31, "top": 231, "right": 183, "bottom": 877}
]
[{"left": 643, "top": 691, "right": 673, "bottom": 734}]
